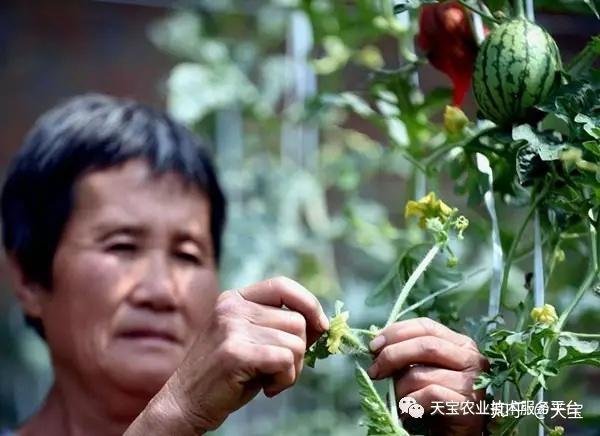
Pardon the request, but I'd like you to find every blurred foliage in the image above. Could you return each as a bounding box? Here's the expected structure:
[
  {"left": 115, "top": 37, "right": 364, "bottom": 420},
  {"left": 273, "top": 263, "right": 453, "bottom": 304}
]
[{"left": 2, "top": 0, "right": 599, "bottom": 434}]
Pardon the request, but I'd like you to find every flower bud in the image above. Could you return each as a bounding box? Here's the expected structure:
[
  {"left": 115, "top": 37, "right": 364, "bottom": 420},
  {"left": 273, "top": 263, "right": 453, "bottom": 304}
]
[
  {"left": 444, "top": 105, "right": 469, "bottom": 136},
  {"left": 530, "top": 304, "right": 559, "bottom": 326}
]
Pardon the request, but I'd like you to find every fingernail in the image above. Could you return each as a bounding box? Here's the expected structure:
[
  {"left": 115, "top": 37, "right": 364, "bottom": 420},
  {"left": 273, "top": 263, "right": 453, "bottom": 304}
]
[
  {"left": 319, "top": 314, "right": 330, "bottom": 332},
  {"left": 367, "top": 363, "right": 379, "bottom": 379},
  {"left": 369, "top": 335, "right": 386, "bottom": 352}
]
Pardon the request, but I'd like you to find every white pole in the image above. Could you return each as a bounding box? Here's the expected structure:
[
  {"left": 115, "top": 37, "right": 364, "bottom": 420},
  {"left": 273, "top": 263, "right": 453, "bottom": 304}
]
[
  {"left": 470, "top": 7, "right": 505, "bottom": 329},
  {"left": 533, "top": 210, "right": 545, "bottom": 436},
  {"left": 524, "top": 2, "right": 543, "bottom": 434},
  {"left": 281, "top": 10, "right": 318, "bottom": 170},
  {"left": 392, "top": 1, "right": 426, "bottom": 198}
]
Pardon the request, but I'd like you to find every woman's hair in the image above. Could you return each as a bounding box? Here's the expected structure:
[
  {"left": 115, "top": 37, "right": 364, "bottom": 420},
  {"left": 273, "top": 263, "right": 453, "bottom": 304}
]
[{"left": 1, "top": 93, "right": 227, "bottom": 335}]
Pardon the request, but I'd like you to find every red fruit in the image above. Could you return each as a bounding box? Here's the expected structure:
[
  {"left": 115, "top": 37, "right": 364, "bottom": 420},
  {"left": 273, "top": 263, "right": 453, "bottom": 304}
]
[{"left": 417, "top": 2, "right": 481, "bottom": 106}]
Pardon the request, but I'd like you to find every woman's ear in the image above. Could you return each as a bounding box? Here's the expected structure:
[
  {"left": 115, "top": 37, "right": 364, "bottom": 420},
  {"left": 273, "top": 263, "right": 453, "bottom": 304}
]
[{"left": 6, "top": 253, "right": 45, "bottom": 318}]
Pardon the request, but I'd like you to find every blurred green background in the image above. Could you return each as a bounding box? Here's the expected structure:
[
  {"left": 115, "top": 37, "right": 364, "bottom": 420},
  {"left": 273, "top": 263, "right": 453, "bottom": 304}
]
[{"left": 1, "top": 1, "right": 599, "bottom": 434}]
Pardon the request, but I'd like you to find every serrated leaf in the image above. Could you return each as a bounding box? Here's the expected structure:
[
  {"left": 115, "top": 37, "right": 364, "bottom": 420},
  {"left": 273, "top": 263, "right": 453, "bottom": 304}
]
[
  {"left": 559, "top": 333, "right": 599, "bottom": 353},
  {"left": 574, "top": 113, "right": 600, "bottom": 139},
  {"left": 512, "top": 124, "right": 566, "bottom": 161},
  {"left": 304, "top": 333, "right": 331, "bottom": 368},
  {"left": 366, "top": 243, "right": 429, "bottom": 306},
  {"left": 516, "top": 143, "right": 551, "bottom": 186},
  {"left": 355, "top": 364, "right": 409, "bottom": 436},
  {"left": 538, "top": 79, "right": 600, "bottom": 142}
]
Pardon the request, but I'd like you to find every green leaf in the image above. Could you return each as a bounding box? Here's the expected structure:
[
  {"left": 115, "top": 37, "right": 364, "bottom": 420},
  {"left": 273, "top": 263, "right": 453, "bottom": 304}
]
[
  {"left": 558, "top": 333, "right": 599, "bottom": 358},
  {"left": 473, "top": 372, "right": 493, "bottom": 390},
  {"left": 512, "top": 124, "right": 566, "bottom": 161},
  {"left": 538, "top": 79, "right": 600, "bottom": 141},
  {"left": 355, "top": 364, "right": 409, "bottom": 436},
  {"left": 304, "top": 333, "right": 331, "bottom": 368},
  {"left": 366, "top": 243, "right": 429, "bottom": 306},
  {"left": 484, "top": 0, "right": 509, "bottom": 12},
  {"left": 515, "top": 144, "right": 545, "bottom": 187},
  {"left": 567, "top": 36, "right": 600, "bottom": 77},
  {"left": 574, "top": 113, "right": 600, "bottom": 140},
  {"left": 583, "top": 140, "right": 600, "bottom": 157},
  {"left": 557, "top": 351, "right": 600, "bottom": 367}
]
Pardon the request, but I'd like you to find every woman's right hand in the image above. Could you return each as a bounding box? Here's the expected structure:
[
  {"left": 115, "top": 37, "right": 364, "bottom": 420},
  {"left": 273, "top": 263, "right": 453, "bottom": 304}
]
[{"left": 127, "top": 276, "right": 328, "bottom": 435}]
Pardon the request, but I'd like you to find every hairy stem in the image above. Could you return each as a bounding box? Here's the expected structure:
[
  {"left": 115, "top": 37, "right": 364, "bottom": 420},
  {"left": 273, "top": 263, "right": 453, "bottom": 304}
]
[
  {"left": 386, "top": 244, "right": 441, "bottom": 327},
  {"left": 424, "top": 127, "right": 500, "bottom": 169},
  {"left": 395, "top": 267, "right": 487, "bottom": 320},
  {"left": 389, "top": 378, "right": 399, "bottom": 425}
]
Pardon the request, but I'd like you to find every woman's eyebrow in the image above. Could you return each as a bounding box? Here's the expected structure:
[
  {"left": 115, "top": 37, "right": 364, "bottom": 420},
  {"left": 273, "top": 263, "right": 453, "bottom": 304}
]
[{"left": 93, "top": 223, "right": 147, "bottom": 240}]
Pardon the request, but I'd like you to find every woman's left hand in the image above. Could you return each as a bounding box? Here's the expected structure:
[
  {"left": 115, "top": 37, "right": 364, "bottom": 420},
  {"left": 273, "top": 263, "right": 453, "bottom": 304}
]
[{"left": 367, "top": 317, "right": 489, "bottom": 436}]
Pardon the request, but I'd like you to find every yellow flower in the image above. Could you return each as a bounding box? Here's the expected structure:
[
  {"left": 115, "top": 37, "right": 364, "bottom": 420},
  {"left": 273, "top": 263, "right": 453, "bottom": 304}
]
[
  {"left": 355, "top": 45, "right": 384, "bottom": 70},
  {"left": 444, "top": 105, "right": 469, "bottom": 136},
  {"left": 530, "top": 304, "right": 559, "bottom": 326},
  {"left": 405, "top": 192, "right": 455, "bottom": 229},
  {"left": 326, "top": 310, "right": 351, "bottom": 354}
]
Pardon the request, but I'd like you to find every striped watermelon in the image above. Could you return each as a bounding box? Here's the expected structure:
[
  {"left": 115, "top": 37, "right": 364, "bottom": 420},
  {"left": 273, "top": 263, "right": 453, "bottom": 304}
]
[{"left": 473, "top": 19, "right": 562, "bottom": 126}]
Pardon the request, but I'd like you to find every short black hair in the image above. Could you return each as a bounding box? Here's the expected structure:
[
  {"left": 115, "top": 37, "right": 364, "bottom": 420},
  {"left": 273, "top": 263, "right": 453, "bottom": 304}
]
[{"left": 1, "top": 94, "right": 227, "bottom": 330}]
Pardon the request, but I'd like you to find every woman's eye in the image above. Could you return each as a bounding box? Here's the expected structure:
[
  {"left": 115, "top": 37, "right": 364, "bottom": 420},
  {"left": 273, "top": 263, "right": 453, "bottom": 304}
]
[
  {"left": 176, "top": 252, "right": 202, "bottom": 265},
  {"left": 107, "top": 243, "right": 137, "bottom": 253}
]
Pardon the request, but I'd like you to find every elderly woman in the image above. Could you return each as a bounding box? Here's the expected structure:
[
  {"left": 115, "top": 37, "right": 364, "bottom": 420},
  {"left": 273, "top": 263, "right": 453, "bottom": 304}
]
[{"left": 1, "top": 94, "right": 488, "bottom": 436}]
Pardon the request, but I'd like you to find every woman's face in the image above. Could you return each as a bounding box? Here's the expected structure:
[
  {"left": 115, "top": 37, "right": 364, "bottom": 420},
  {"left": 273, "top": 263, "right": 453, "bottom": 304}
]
[{"left": 38, "top": 159, "right": 219, "bottom": 397}]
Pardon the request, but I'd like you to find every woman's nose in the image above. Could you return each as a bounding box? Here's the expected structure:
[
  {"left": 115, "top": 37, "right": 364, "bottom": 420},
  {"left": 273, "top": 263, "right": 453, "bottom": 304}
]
[{"left": 128, "top": 251, "right": 179, "bottom": 312}]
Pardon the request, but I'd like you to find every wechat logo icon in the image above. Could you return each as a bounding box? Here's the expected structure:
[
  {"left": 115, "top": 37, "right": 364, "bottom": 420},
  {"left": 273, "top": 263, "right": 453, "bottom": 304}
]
[{"left": 398, "top": 396, "right": 425, "bottom": 418}]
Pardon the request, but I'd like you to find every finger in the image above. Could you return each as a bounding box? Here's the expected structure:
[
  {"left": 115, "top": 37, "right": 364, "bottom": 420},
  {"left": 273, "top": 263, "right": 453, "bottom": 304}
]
[
  {"left": 395, "top": 366, "right": 479, "bottom": 400},
  {"left": 370, "top": 317, "right": 477, "bottom": 353},
  {"left": 405, "top": 383, "right": 466, "bottom": 413},
  {"left": 249, "top": 345, "right": 296, "bottom": 397},
  {"left": 236, "top": 276, "right": 328, "bottom": 341},
  {"left": 243, "top": 302, "right": 307, "bottom": 344},
  {"left": 247, "top": 324, "right": 306, "bottom": 378},
  {"left": 368, "top": 336, "right": 483, "bottom": 379}
]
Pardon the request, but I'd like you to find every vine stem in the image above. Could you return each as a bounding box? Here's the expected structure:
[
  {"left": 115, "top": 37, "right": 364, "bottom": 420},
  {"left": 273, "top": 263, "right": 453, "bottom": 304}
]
[
  {"left": 556, "top": 225, "right": 599, "bottom": 331},
  {"left": 499, "top": 184, "right": 549, "bottom": 303},
  {"left": 395, "top": 267, "right": 488, "bottom": 320},
  {"left": 389, "top": 378, "right": 399, "bottom": 424},
  {"left": 513, "top": 0, "right": 525, "bottom": 18},
  {"left": 456, "top": 0, "right": 501, "bottom": 24},
  {"left": 561, "top": 332, "right": 600, "bottom": 339},
  {"left": 385, "top": 244, "right": 441, "bottom": 327},
  {"left": 423, "top": 127, "right": 500, "bottom": 169}
]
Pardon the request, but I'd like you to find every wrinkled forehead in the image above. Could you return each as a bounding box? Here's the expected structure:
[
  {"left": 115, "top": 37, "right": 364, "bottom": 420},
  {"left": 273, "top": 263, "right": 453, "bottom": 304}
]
[{"left": 68, "top": 159, "right": 212, "bottom": 238}]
